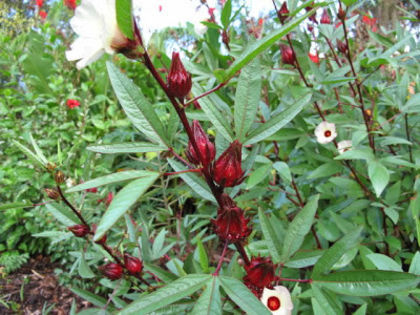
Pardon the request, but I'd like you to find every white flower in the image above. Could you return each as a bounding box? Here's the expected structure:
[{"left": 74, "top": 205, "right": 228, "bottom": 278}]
[
  {"left": 66, "top": 0, "right": 128, "bottom": 69},
  {"left": 314, "top": 121, "right": 337, "bottom": 144},
  {"left": 260, "top": 286, "right": 294, "bottom": 315},
  {"left": 337, "top": 140, "right": 352, "bottom": 154}
]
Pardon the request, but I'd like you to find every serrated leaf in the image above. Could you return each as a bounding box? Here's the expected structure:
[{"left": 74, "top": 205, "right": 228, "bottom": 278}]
[
  {"left": 281, "top": 195, "right": 319, "bottom": 262},
  {"left": 107, "top": 62, "right": 168, "bottom": 146},
  {"left": 116, "top": 0, "right": 134, "bottom": 40},
  {"left": 119, "top": 274, "right": 211, "bottom": 315},
  {"left": 87, "top": 142, "right": 167, "bottom": 154},
  {"left": 258, "top": 209, "right": 282, "bottom": 263},
  {"left": 273, "top": 161, "right": 292, "bottom": 182},
  {"left": 219, "top": 276, "right": 270, "bottom": 315},
  {"left": 191, "top": 276, "right": 221, "bottom": 315},
  {"left": 246, "top": 163, "right": 271, "bottom": 189},
  {"left": 244, "top": 93, "right": 311, "bottom": 145},
  {"left": 234, "top": 58, "right": 261, "bottom": 142},
  {"left": 368, "top": 161, "right": 389, "bottom": 197},
  {"left": 67, "top": 170, "right": 158, "bottom": 193},
  {"left": 94, "top": 174, "right": 160, "bottom": 241},
  {"left": 313, "top": 270, "right": 419, "bottom": 296},
  {"left": 312, "top": 227, "right": 362, "bottom": 277}
]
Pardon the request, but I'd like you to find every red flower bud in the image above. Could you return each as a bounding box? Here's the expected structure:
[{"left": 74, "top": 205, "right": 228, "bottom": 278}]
[
  {"left": 86, "top": 187, "right": 98, "bottom": 193},
  {"left": 336, "top": 39, "right": 348, "bottom": 54},
  {"left": 54, "top": 170, "right": 65, "bottom": 184},
  {"left": 167, "top": 52, "right": 192, "bottom": 100},
  {"left": 281, "top": 45, "right": 295, "bottom": 66},
  {"left": 243, "top": 256, "right": 278, "bottom": 296},
  {"left": 36, "top": 0, "right": 43, "bottom": 7},
  {"left": 124, "top": 254, "right": 143, "bottom": 275},
  {"left": 68, "top": 224, "right": 90, "bottom": 237},
  {"left": 39, "top": 10, "right": 47, "bottom": 20},
  {"left": 66, "top": 99, "right": 80, "bottom": 109},
  {"left": 45, "top": 188, "right": 60, "bottom": 200},
  {"left": 212, "top": 196, "right": 251, "bottom": 242},
  {"left": 320, "top": 9, "right": 331, "bottom": 24},
  {"left": 64, "top": 0, "right": 77, "bottom": 10},
  {"left": 213, "top": 140, "right": 244, "bottom": 187},
  {"left": 186, "top": 120, "right": 215, "bottom": 166},
  {"left": 337, "top": 7, "right": 346, "bottom": 20},
  {"left": 101, "top": 263, "right": 123, "bottom": 280},
  {"left": 277, "top": 2, "right": 289, "bottom": 24}
]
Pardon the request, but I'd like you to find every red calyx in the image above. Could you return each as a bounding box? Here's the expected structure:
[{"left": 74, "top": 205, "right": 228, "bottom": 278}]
[
  {"left": 64, "top": 0, "right": 77, "bottom": 10},
  {"left": 281, "top": 45, "right": 296, "bottom": 66},
  {"left": 91, "top": 224, "right": 107, "bottom": 245},
  {"left": 124, "top": 254, "right": 143, "bottom": 275},
  {"left": 337, "top": 7, "right": 346, "bottom": 20},
  {"left": 101, "top": 263, "right": 123, "bottom": 280},
  {"left": 68, "top": 224, "right": 90, "bottom": 237},
  {"left": 212, "top": 196, "right": 252, "bottom": 242},
  {"left": 308, "top": 52, "right": 319, "bottom": 64},
  {"left": 278, "top": 2, "right": 289, "bottom": 24},
  {"left": 186, "top": 120, "right": 215, "bottom": 166},
  {"left": 336, "top": 39, "right": 348, "bottom": 54},
  {"left": 167, "top": 52, "right": 192, "bottom": 100},
  {"left": 243, "top": 256, "right": 278, "bottom": 296},
  {"left": 305, "top": 2, "right": 317, "bottom": 23},
  {"left": 213, "top": 140, "right": 244, "bottom": 187},
  {"left": 66, "top": 99, "right": 80, "bottom": 109},
  {"left": 320, "top": 9, "right": 331, "bottom": 24}
]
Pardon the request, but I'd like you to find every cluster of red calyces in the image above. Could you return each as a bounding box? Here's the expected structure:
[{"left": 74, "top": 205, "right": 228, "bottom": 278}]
[
  {"left": 100, "top": 254, "right": 144, "bottom": 281},
  {"left": 212, "top": 194, "right": 251, "bottom": 243},
  {"left": 243, "top": 256, "right": 278, "bottom": 297},
  {"left": 186, "top": 120, "right": 215, "bottom": 166},
  {"left": 167, "top": 52, "right": 192, "bottom": 100}
]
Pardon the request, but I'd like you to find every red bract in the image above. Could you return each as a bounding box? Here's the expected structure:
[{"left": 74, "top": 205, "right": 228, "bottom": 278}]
[
  {"left": 167, "top": 52, "right": 192, "bottom": 100},
  {"left": 66, "top": 99, "right": 80, "bottom": 109},
  {"left": 186, "top": 120, "right": 215, "bottom": 166},
  {"left": 212, "top": 198, "right": 251, "bottom": 242},
  {"left": 68, "top": 224, "right": 90, "bottom": 237},
  {"left": 308, "top": 52, "right": 319, "bottom": 64},
  {"left": 281, "top": 45, "right": 295, "bottom": 66},
  {"left": 124, "top": 254, "right": 143, "bottom": 275},
  {"left": 36, "top": 0, "right": 43, "bottom": 7},
  {"left": 243, "top": 256, "right": 278, "bottom": 296},
  {"left": 101, "top": 263, "right": 123, "bottom": 280},
  {"left": 39, "top": 10, "right": 47, "bottom": 20},
  {"left": 320, "top": 9, "right": 331, "bottom": 24},
  {"left": 64, "top": 0, "right": 77, "bottom": 10},
  {"left": 362, "top": 15, "right": 378, "bottom": 32},
  {"left": 336, "top": 39, "right": 348, "bottom": 54},
  {"left": 277, "top": 2, "right": 289, "bottom": 24},
  {"left": 213, "top": 140, "right": 244, "bottom": 187}
]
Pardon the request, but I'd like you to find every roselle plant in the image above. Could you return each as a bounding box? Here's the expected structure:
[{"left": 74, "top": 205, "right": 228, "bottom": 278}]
[{"left": 13, "top": 0, "right": 420, "bottom": 314}]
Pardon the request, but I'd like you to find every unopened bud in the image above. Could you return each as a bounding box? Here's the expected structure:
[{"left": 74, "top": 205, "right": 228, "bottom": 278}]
[
  {"left": 277, "top": 2, "right": 289, "bottom": 24},
  {"left": 101, "top": 263, "right": 123, "bottom": 280},
  {"left": 337, "top": 7, "right": 346, "bottom": 20},
  {"left": 54, "top": 171, "right": 65, "bottom": 184},
  {"left": 46, "top": 163, "right": 56, "bottom": 172},
  {"left": 281, "top": 45, "right": 296, "bottom": 65},
  {"left": 167, "top": 52, "right": 192, "bottom": 100},
  {"left": 320, "top": 9, "right": 331, "bottom": 24},
  {"left": 336, "top": 39, "right": 348, "bottom": 54},
  {"left": 213, "top": 140, "right": 244, "bottom": 187},
  {"left": 68, "top": 224, "right": 90, "bottom": 237},
  {"left": 124, "top": 254, "right": 143, "bottom": 275},
  {"left": 45, "top": 188, "right": 60, "bottom": 200},
  {"left": 186, "top": 120, "right": 215, "bottom": 166}
]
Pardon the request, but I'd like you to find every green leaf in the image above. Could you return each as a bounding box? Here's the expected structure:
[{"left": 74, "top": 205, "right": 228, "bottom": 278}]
[
  {"left": 234, "top": 57, "right": 261, "bottom": 142},
  {"left": 67, "top": 170, "right": 158, "bottom": 193},
  {"left": 71, "top": 287, "right": 108, "bottom": 308},
  {"left": 119, "top": 274, "right": 211, "bottom": 315},
  {"left": 116, "top": 0, "right": 134, "bottom": 40},
  {"left": 29, "top": 133, "right": 48, "bottom": 165},
  {"left": 191, "top": 276, "right": 221, "bottom": 315},
  {"left": 313, "top": 270, "right": 420, "bottom": 296},
  {"left": 409, "top": 252, "right": 420, "bottom": 275},
  {"left": 312, "top": 227, "right": 362, "bottom": 277},
  {"left": 220, "top": 0, "right": 232, "bottom": 28},
  {"left": 244, "top": 93, "right": 311, "bottom": 145},
  {"left": 312, "top": 285, "right": 343, "bottom": 315},
  {"left": 273, "top": 161, "right": 292, "bottom": 182},
  {"left": 281, "top": 195, "right": 319, "bottom": 262},
  {"left": 341, "top": 0, "right": 358, "bottom": 6},
  {"left": 94, "top": 174, "right": 160, "bottom": 241},
  {"left": 307, "top": 162, "right": 342, "bottom": 180},
  {"left": 223, "top": 9, "right": 316, "bottom": 81},
  {"left": 87, "top": 142, "right": 167, "bottom": 154},
  {"left": 13, "top": 140, "right": 46, "bottom": 168},
  {"left": 246, "top": 163, "right": 271, "bottom": 189},
  {"left": 143, "top": 263, "right": 178, "bottom": 283},
  {"left": 167, "top": 158, "right": 215, "bottom": 203},
  {"left": 107, "top": 62, "right": 168, "bottom": 146},
  {"left": 366, "top": 253, "right": 403, "bottom": 272},
  {"left": 368, "top": 160, "right": 389, "bottom": 197},
  {"left": 45, "top": 203, "right": 79, "bottom": 226},
  {"left": 78, "top": 256, "right": 95, "bottom": 279},
  {"left": 197, "top": 239, "right": 209, "bottom": 273},
  {"left": 258, "top": 209, "right": 282, "bottom": 263},
  {"left": 219, "top": 276, "right": 270, "bottom": 315}
]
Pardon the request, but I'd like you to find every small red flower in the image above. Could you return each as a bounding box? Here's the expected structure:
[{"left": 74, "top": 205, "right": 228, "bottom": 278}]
[
  {"left": 66, "top": 99, "right": 80, "bottom": 109},
  {"left": 212, "top": 196, "right": 251, "bottom": 242},
  {"left": 39, "top": 10, "right": 47, "bottom": 20},
  {"left": 158, "top": 5, "right": 162, "bottom": 12},
  {"left": 64, "top": 0, "right": 77, "bottom": 10},
  {"left": 277, "top": 2, "right": 289, "bottom": 24},
  {"left": 320, "top": 9, "right": 331, "bottom": 24},
  {"left": 68, "top": 224, "right": 90, "bottom": 237},
  {"left": 362, "top": 15, "right": 378, "bottom": 32},
  {"left": 243, "top": 256, "right": 278, "bottom": 296},
  {"left": 308, "top": 52, "right": 319, "bottom": 64},
  {"left": 167, "top": 52, "right": 192, "bottom": 100},
  {"left": 101, "top": 263, "right": 123, "bottom": 280},
  {"left": 258, "top": 18, "right": 264, "bottom": 26},
  {"left": 36, "top": 0, "right": 43, "bottom": 7},
  {"left": 124, "top": 254, "right": 143, "bottom": 275},
  {"left": 213, "top": 140, "right": 244, "bottom": 187},
  {"left": 281, "top": 45, "right": 295, "bottom": 66},
  {"left": 186, "top": 120, "right": 215, "bottom": 166}
]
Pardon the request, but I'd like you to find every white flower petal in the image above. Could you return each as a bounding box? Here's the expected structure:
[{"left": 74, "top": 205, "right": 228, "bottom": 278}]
[
  {"left": 314, "top": 121, "right": 337, "bottom": 144},
  {"left": 75, "top": 48, "right": 105, "bottom": 70},
  {"left": 337, "top": 140, "right": 352, "bottom": 154},
  {"left": 261, "top": 286, "right": 293, "bottom": 315},
  {"left": 70, "top": 0, "right": 107, "bottom": 37}
]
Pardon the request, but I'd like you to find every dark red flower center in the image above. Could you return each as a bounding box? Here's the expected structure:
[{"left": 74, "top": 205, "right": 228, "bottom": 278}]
[
  {"left": 324, "top": 130, "right": 332, "bottom": 137},
  {"left": 267, "top": 296, "right": 281, "bottom": 311}
]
